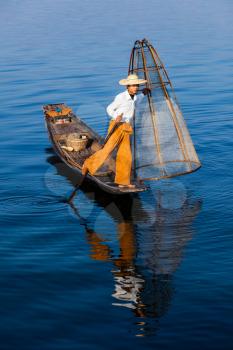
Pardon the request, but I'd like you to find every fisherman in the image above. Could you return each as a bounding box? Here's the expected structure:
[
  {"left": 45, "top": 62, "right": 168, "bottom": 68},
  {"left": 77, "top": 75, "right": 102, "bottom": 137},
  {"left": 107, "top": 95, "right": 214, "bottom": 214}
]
[{"left": 82, "top": 74, "right": 149, "bottom": 188}]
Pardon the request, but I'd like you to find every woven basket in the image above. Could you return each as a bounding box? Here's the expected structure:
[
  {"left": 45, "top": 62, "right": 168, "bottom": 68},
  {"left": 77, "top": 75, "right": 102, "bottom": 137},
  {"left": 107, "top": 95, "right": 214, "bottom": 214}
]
[{"left": 67, "top": 133, "right": 88, "bottom": 151}]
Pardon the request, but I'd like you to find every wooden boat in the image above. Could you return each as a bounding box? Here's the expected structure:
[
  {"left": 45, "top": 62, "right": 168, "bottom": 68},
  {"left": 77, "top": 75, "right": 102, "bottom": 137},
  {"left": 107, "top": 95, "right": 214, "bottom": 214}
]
[{"left": 43, "top": 103, "right": 147, "bottom": 194}]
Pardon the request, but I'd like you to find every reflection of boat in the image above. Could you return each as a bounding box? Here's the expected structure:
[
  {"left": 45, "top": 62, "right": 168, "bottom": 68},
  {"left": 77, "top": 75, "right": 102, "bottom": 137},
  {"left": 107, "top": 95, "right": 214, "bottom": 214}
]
[
  {"left": 46, "top": 153, "right": 143, "bottom": 217},
  {"left": 47, "top": 152, "right": 202, "bottom": 335},
  {"left": 43, "top": 103, "right": 147, "bottom": 195}
]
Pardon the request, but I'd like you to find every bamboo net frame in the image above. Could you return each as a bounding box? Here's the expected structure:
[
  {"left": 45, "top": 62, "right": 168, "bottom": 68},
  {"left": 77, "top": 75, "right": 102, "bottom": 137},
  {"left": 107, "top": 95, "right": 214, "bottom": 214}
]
[{"left": 129, "top": 39, "right": 201, "bottom": 181}]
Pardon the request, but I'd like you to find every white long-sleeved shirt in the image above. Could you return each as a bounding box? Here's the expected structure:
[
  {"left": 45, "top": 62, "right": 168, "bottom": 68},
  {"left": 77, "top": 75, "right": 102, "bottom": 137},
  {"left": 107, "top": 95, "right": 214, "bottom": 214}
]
[{"left": 106, "top": 90, "right": 144, "bottom": 123}]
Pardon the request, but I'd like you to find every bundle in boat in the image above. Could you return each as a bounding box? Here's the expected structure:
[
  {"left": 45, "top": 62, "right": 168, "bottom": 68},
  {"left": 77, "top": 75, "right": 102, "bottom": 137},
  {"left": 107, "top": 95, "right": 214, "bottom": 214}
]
[{"left": 129, "top": 39, "right": 201, "bottom": 181}]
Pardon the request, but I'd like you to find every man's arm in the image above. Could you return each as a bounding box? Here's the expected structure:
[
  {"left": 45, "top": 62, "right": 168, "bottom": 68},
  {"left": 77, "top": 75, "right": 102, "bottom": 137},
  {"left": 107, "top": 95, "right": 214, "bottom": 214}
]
[
  {"left": 136, "top": 88, "right": 151, "bottom": 104},
  {"left": 106, "top": 95, "right": 123, "bottom": 122}
]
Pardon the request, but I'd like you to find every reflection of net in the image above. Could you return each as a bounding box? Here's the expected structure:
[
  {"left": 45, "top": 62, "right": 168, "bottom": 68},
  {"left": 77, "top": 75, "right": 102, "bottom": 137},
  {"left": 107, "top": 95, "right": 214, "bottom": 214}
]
[{"left": 130, "top": 39, "right": 201, "bottom": 180}]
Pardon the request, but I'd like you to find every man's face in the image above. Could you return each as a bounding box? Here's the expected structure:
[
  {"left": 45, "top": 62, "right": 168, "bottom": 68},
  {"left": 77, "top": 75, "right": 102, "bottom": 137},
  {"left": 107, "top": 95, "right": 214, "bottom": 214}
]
[{"left": 127, "top": 84, "right": 139, "bottom": 95}]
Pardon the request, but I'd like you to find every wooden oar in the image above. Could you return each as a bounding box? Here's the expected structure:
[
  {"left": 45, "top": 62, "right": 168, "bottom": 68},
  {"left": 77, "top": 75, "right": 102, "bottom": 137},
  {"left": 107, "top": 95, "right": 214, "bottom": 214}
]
[
  {"left": 103, "top": 121, "right": 122, "bottom": 145},
  {"left": 66, "top": 121, "right": 122, "bottom": 202},
  {"left": 66, "top": 172, "right": 87, "bottom": 203}
]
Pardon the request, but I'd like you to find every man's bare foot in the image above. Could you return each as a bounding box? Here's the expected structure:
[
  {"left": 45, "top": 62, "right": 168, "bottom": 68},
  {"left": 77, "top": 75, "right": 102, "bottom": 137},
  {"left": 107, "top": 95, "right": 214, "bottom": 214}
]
[
  {"left": 118, "top": 184, "right": 136, "bottom": 188},
  {"left": 81, "top": 165, "right": 88, "bottom": 176}
]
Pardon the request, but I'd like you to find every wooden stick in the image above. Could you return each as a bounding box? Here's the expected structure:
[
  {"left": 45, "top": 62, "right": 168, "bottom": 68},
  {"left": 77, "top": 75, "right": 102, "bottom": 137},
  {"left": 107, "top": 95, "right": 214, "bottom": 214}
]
[
  {"left": 67, "top": 121, "right": 124, "bottom": 202},
  {"left": 66, "top": 173, "right": 87, "bottom": 203},
  {"left": 103, "top": 121, "right": 122, "bottom": 145}
]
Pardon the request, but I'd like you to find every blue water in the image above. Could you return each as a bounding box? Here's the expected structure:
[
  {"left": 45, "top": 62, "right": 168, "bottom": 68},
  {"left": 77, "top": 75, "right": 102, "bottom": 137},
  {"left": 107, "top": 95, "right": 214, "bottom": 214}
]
[{"left": 0, "top": 0, "right": 232, "bottom": 349}]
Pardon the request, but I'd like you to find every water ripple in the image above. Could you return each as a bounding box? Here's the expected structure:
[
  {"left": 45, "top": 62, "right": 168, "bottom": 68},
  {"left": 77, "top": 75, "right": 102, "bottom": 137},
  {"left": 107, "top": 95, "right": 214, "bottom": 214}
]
[{"left": 0, "top": 195, "right": 65, "bottom": 217}]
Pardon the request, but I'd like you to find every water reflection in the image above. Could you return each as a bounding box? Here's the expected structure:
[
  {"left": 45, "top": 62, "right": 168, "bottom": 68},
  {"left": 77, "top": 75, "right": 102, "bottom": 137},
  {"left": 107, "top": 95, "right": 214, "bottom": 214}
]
[{"left": 46, "top": 153, "right": 202, "bottom": 336}]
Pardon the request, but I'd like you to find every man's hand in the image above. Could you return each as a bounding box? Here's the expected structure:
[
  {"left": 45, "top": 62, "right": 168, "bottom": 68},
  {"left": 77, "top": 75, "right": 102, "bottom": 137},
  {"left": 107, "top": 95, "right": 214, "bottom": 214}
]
[
  {"left": 142, "top": 88, "right": 151, "bottom": 95},
  {"left": 115, "top": 113, "right": 123, "bottom": 123}
]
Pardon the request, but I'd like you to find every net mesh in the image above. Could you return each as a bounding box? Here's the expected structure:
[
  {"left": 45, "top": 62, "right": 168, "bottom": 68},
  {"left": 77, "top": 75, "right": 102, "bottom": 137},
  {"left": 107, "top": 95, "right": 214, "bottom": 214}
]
[{"left": 129, "top": 39, "right": 201, "bottom": 180}]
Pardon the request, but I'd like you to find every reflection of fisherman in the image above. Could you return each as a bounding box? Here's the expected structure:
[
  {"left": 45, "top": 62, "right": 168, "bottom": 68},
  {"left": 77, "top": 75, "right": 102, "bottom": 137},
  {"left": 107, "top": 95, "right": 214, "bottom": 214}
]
[
  {"left": 86, "top": 220, "right": 145, "bottom": 313},
  {"left": 111, "top": 226, "right": 145, "bottom": 314},
  {"left": 83, "top": 194, "right": 201, "bottom": 319},
  {"left": 82, "top": 74, "right": 150, "bottom": 188}
]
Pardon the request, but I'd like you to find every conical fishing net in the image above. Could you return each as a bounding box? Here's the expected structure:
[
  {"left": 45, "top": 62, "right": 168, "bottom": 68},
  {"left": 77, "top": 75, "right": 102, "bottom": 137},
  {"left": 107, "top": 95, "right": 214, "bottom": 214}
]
[{"left": 129, "top": 39, "right": 201, "bottom": 180}]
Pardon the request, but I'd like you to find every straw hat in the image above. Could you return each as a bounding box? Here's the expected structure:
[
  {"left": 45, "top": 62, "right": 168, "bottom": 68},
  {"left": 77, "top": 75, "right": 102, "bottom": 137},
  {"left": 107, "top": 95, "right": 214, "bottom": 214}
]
[{"left": 119, "top": 74, "right": 147, "bottom": 86}]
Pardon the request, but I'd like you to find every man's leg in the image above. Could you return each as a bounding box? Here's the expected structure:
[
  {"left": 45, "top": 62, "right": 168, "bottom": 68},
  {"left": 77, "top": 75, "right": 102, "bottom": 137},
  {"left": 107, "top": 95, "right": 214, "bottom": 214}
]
[
  {"left": 115, "top": 132, "right": 132, "bottom": 185},
  {"left": 83, "top": 122, "right": 134, "bottom": 186},
  {"left": 83, "top": 123, "right": 125, "bottom": 176},
  {"left": 107, "top": 120, "right": 117, "bottom": 134}
]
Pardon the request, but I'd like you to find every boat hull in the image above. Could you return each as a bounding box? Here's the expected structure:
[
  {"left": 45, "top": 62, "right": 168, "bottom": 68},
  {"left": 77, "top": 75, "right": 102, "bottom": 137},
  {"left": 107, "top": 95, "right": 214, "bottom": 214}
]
[{"left": 43, "top": 104, "right": 147, "bottom": 195}]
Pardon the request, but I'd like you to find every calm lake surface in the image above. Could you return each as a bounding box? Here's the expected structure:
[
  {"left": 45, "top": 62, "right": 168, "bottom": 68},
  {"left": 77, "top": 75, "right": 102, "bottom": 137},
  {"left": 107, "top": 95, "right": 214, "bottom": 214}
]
[{"left": 0, "top": 0, "right": 232, "bottom": 349}]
